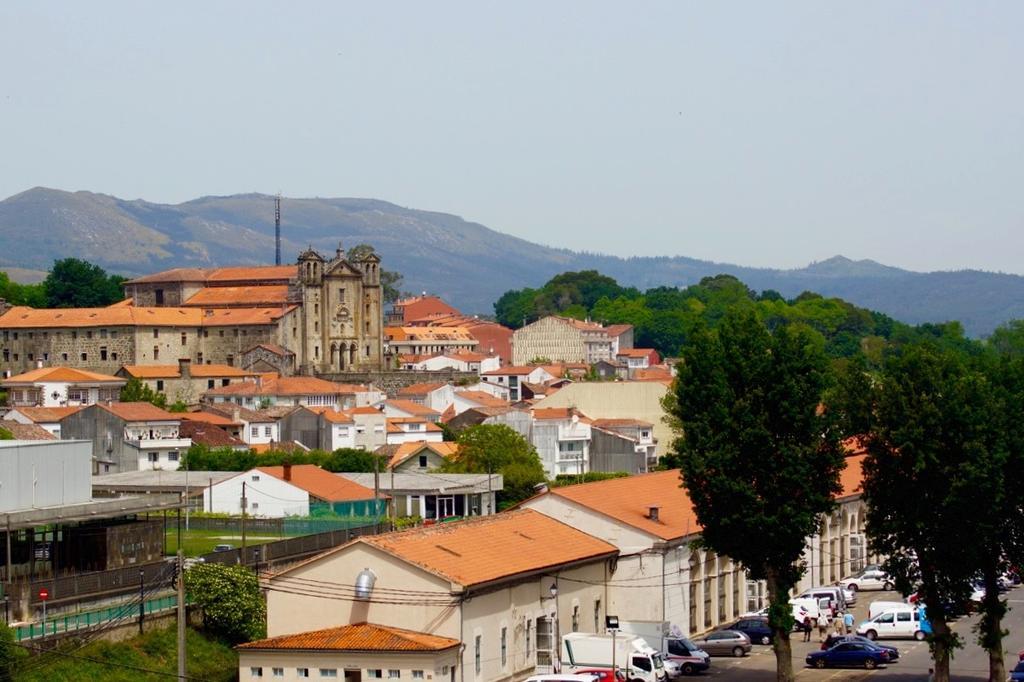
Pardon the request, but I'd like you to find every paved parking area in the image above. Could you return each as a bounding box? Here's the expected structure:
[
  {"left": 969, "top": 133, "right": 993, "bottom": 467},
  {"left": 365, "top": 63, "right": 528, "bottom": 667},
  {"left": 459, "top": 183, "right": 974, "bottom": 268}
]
[{"left": 694, "top": 586, "right": 1024, "bottom": 681}]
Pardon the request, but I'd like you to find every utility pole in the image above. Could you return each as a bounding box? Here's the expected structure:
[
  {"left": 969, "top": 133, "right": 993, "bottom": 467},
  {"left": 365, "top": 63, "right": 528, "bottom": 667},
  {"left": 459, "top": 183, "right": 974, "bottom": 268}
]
[
  {"left": 184, "top": 455, "right": 190, "bottom": 531},
  {"left": 373, "top": 455, "right": 380, "bottom": 533},
  {"left": 139, "top": 568, "right": 145, "bottom": 634},
  {"left": 241, "top": 481, "right": 247, "bottom": 557},
  {"left": 177, "top": 548, "right": 186, "bottom": 681}
]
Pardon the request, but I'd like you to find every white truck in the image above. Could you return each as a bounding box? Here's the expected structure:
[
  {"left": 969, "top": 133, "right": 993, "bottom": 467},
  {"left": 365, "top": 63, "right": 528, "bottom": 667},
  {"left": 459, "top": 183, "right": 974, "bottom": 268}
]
[
  {"left": 617, "top": 621, "right": 710, "bottom": 677},
  {"left": 562, "top": 633, "right": 668, "bottom": 682}
]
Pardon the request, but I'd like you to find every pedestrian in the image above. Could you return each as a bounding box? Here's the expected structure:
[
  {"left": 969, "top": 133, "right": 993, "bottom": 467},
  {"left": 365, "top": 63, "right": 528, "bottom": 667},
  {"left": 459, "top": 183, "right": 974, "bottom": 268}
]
[
  {"left": 833, "top": 610, "right": 844, "bottom": 634},
  {"left": 843, "top": 610, "right": 854, "bottom": 635},
  {"left": 816, "top": 611, "right": 829, "bottom": 642},
  {"left": 927, "top": 667, "right": 934, "bottom": 682},
  {"left": 802, "top": 616, "right": 812, "bottom": 642}
]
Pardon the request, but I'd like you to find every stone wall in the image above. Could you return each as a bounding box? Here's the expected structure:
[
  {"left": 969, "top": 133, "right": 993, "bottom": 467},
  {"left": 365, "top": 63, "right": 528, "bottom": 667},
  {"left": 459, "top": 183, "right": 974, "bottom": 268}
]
[{"left": 318, "top": 370, "right": 478, "bottom": 397}]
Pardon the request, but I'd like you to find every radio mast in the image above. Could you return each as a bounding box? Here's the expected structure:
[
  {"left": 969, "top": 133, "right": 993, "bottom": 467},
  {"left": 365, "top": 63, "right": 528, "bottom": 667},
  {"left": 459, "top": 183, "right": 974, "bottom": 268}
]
[{"left": 274, "top": 192, "right": 282, "bottom": 266}]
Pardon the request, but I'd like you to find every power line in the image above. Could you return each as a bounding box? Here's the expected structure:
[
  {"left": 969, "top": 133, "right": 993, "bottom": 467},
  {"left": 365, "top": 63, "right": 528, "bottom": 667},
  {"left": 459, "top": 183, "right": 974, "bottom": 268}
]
[{"left": 13, "top": 640, "right": 201, "bottom": 680}]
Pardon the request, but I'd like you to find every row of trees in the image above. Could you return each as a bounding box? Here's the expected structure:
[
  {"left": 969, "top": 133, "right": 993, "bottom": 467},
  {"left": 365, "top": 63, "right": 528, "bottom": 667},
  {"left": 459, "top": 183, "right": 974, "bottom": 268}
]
[
  {"left": 671, "top": 308, "right": 1024, "bottom": 682},
  {"left": 0, "top": 258, "right": 127, "bottom": 308},
  {"left": 494, "top": 269, "right": 983, "bottom": 360}
]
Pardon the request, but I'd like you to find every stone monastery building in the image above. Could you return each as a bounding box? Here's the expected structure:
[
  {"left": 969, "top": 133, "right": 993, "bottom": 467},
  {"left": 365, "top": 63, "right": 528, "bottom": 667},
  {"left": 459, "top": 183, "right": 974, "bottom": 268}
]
[{"left": 0, "top": 247, "right": 384, "bottom": 378}]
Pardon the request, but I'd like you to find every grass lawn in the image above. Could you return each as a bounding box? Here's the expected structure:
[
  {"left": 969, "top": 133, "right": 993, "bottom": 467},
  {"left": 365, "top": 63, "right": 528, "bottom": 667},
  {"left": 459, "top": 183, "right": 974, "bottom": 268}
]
[{"left": 164, "top": 528, "right": 282, "bottom": 557}]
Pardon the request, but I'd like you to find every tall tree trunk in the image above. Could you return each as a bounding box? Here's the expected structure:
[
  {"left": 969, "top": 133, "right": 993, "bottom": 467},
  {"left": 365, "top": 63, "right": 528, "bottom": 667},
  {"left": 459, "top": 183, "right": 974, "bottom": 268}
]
[
  {"left": 765, "top": 567, "right": 795, "bottom": 682},
  {"left": 980, "top": 567, "right": 1007, "bottom": 682},
  {"left": 925, "top": 589, "right": 952, "bottom": 682}
]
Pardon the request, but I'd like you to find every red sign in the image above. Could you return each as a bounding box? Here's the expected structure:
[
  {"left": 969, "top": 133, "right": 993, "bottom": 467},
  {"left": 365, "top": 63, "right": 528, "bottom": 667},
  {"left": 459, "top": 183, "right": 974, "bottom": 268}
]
[{"left": 38, "top": 588, "right": 49, "bottom": 601}]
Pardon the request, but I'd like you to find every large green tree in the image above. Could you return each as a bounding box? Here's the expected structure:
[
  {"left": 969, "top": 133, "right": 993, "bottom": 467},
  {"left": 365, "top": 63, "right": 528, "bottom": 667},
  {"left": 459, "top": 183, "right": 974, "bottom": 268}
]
[
  {"left": 0, "top": 271, "right": 46, "bottom": 307},
  {"left": 345, "top": 244, "right": 405, "bottom": 303},
  {"left": 670, "top": 310, "right": 844, "bottom": 682},
  {"left": 43, "top": 258, "right": 126, "bottom": 308},
  {"left": 185, "top": 562, "right": 265, "bottom": 643},
  {"left": 861, "top": 343, "right": 1007, "bottom": 682},
  {"left": 439, "top": 424, "right": 546, "bottom": 509}
]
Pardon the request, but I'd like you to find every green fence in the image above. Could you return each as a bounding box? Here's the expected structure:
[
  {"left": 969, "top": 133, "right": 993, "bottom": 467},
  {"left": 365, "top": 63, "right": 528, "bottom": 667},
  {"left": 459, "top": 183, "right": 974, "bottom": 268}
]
[
  {"left": 290, "top": 499, "right": 387, "bottom": 535},
  {"left": 15, "top": 594, "right": 184, "bottom": 641}
]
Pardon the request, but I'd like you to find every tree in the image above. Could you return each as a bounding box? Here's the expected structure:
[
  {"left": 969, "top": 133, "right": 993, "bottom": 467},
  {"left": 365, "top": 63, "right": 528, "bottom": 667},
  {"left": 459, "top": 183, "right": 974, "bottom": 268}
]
[
  {"left": 670, "top": 310, "right": 844, "bottom": 682},
  {"left": 861, "top": 343, "right": 1004, "bottom": 682},
  {"left": 119, "top": 377, "right": 167, "bottom": 409},
  {"left": 185, "top": 562, "right": 265, "bottom": 643},
  {"left": 346, "top": 244, "right": 405, "bottom": 303},
  {"left": 988, "top": 319, "right": 1024, "bottom": 357},
  {"left": 43, "top": 258, "right": 125, "bottom": 308},
  {"left": 439, "top": 424, "right": 546, "bottom": 508},
  {"left": 493, "top": 287, "right": 538, "bottom": 328},
  {"left": 0, "top": 623, "right": 27, "bottom": 680},
  {"left": 0, "top": 271, "right": 46, "bottom": 307}
]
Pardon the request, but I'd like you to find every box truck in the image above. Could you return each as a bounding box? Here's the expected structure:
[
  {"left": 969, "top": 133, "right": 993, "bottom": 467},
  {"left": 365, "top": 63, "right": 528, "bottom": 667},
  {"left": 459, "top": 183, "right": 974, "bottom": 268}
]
[{"left": 562, "top": 633, "right": 668, "bottom": 682}]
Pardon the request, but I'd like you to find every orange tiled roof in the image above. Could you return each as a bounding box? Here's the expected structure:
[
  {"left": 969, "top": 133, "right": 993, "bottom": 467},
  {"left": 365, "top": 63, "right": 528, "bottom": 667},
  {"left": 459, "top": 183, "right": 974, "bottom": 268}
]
[
  {"left": 397, "top": 382, "right": 447, "bottom": 396},
  {"left": 183, "top": 285, "right": 290, "bottom": 307},
  {"left": 605, "top": 324, "right": 633, "bottom": 337},
  {"left": 532, "top": 407, "right": 588, "bottom": 421},
  {"left": 2, "top": 366, "right": 124, "bottom": 385},
  {"left": 97, "top": 402, "right": 181, "bottom": 422},
  {"left": 482, "top": 366, "right": 537, "bottom": 376},
  {"left": 453, "top": 390, "right": 509, "bottom": 408},
  {"left": 590, "top": 418, "right": 653, "bottom": 428},
  {"left": 548, "top": 469, "right": 701, "bottom": 541},
  {"left": 384, "top": 399, "right": 441, "bottom": 418},
  {"left": 0, "top": 420, "right": 56, "bottom": 440},
  {"left": 120, "top": 364, "right": 258, "bottom": 379},
  {"left": 632, "top": 367, "right": 674, "bottom": 382},
  {"left": 385, "top": 327, "right": 476, "bottom": 342},
  {"left": 178, "top": 421, "right": 244, "bottom": 447},
  {"left": 386, "top": 418, "right": 442, "bottom": 433},
  {"left": 354, "top": 509, "right": 617, "bottom": 588},
  {"left": 0, "top": 305, "right": 294, "bottom": 329},
  {"left": 839, "top": 437, "right": 868, "bottom": 498},
  {"left": 388, "top": 441, "right": 460, "bottom": 469},
  {"left": 617, "top": 348, "right": 656, "bottom": 358},
  {"left": 179, "top": 411, "right": 241, "bottom": 427},
  {"left": 349, "top": 406, "right": 385, "bottom": 416},
  {"left": 238, "top": 622, "right": 460, "bottom": 652},
  {"left": 305, "top": 406, "right": 356, "bottom": 424},
  {"left": 123, "top": 268, "right": 211, "bottom": 285},
  {"left": 204, "top": 376, "right": 364, "bottom": 397},
  {"left": 257, "top": 465, "right": 376, "bottom": 502},
  {"left": 9, "top": 406, "right": 83, "bottom": 423}
]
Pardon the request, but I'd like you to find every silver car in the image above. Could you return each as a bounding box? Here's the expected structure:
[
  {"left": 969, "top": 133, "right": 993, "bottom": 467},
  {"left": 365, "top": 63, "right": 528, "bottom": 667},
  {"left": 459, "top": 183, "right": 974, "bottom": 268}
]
[{"left": 690, "top": 630, "right": 752, "bottom": 657}]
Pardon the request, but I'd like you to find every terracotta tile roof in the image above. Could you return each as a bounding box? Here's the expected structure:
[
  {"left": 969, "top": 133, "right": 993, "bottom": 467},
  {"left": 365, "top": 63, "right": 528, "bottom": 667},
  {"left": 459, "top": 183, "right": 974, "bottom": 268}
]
[
  {"left": 349, "top": 406, "right": 385, "bottom": 416},
  {"left": 237, "top": 622, "right": 460, "bottom": 653},
  {"left": 532, "top": 407, "right": 588, "bottom": 421},
  {"left": 204, "top": 376, "right": 364, "bottom": 397},
  {"left": 183, "top": 285, "right": 290, "bottom": 307},
  {"left": 8, "top": 406, "right": 83, "bottom": 423},
  {"left": 384, "top": 399, "right": 442, "bottom": 418},
  {"left": 386, "top": 418, "right": 442, "bottom": 433},
  {"left": 97, "top": 402, "right": 181, "bottom": 422},
  {"left": 2, "top": 367, "right": 124, "bottom": 385},
  {"left": 839, "top": 437, "right": 867, "bottom": 499},
  {"left": 178, "top": 421, "right": 244, "bottom": 447},
  {"left": 244, "top": 343, "right": 295, "bottom": 357},
  {"left": 590, "top": 418, "right": 653, "bottom": 429},
  {"left": 632, "top": 367, "right": 674, "bottom": 382},
  {"left": 305, "top": 406, "right": 356, "bottom": 424},
  {"left": 353, "top": 509, "right": 617, "bottom": 588},
  {"left": 453, "top": 390, "right": 509, "bottom": 408},
  {"left": 179, "top": 411, "right": 241, "bottom": 427},
  {"left": 482, "top": 366, "right": 537, "bottom": 376},
  {"left": 548, "top": 469, "right": 701, "bottom": 541},
  {"left": 256, "top": 465, "right": 376, "bottom": 502},
  {"left": 388, "top": 441, "right": 460, "bottom": 469},
  {"left": 605, "top": 324, "right": 634, "bottom": 337},
  {"left": 0, "top": 420, "right": 56, "bottom": 440},
  {"left": 204, "top": 403, "right": 279, "bottom": 423},
  {"left": 204, "top": 265, "right": 297, "bottom": 283},
  {"left": 123, "top": 268, "right": 211, "bottom": 285},
  {"left": 385, "top": 327, "right": 476, "bottom": 342},
  {"left": 617, "top": 348, "right": 656, "bottom": 358},
  {"left": 120, "top": 364, "right": 257, "bottom": 379},
  {"left": 397, "top": 382, "right": 447, "bottom": 396},
  {"left": 0, "top": 305, "right": 294, "bottom": 329}
]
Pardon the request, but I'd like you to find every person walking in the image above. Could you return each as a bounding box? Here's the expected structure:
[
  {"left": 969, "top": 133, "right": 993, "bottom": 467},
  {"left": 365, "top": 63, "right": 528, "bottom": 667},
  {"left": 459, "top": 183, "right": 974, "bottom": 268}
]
[
  {"left": 843, "top": 610, "right": 855, "bottom": 635},
  {"left": 833, "top": 610, "right": 844, "bottom": 635},
  {"left": 802, "top": 616, "right": 813, "bottom": 642},
  {"left": 816, "top": 611, "right": 829, "bottom": 642}
]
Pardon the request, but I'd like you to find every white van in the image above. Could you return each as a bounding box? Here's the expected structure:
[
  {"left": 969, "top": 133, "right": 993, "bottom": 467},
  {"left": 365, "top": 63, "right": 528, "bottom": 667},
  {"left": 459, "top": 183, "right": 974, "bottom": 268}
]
[
  {"left": 797, "top": 586, "right": 846, "bottom": 613},
  {"left": 856, "top": 607, "right": 931, "bottom": 641},
  {"left": 868, "top": 601, "right": 913, "bottom": 620}
]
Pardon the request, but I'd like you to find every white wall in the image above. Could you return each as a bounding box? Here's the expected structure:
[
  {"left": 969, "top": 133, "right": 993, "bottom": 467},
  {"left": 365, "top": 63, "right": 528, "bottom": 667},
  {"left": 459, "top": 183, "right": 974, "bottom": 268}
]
[
  {"left": 326, "top": 423, "right": 357, "bottom": 450},
  {"left": 386, "top": 428, "right": 444, "bottom": 445},
  {"left": 129, "top": 439, "right": 191, "bottom": 471},
  {"left": 242, "top": 421, "right": 279, "bottom": 445},
  {"left": 204, "top": 469, "right": 309, "bottom": 517},
  {"left": 0, "top": 440, "right": 93, "bottom": 511}
]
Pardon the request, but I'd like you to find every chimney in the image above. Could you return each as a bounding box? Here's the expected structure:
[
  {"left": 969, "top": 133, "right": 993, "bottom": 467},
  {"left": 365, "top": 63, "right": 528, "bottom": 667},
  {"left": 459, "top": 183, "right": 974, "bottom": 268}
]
[
  {"left": 178, "top": 358, "right": 192, "bottom": 379},
  {"left": 35, "top": 359, "right": 44, "bottom": 369},
  {"left": 283, "top": 462, "right": 292, "bottom": 481},
  {"left": 647, "top": 506, "right": 660, "bottom": 522}
]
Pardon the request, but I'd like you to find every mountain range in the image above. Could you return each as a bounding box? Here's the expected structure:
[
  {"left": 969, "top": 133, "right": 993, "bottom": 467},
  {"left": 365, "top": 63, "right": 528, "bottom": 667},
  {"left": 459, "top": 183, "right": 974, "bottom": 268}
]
[{"left": 2, "top": 187, "right": 1022, "bottom": 337}]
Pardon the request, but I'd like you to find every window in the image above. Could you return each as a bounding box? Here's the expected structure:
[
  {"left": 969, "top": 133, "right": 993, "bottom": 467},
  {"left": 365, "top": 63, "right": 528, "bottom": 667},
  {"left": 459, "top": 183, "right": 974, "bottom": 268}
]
[
  {"left": 315, "top": 346, "right": 319, "bottom": 358},
  {"left": 81, "top": 352, "right": 87, "bottom": 361},
  {"left": 388, "top": 672, "right": 400, "bottom": 679},
  {"left": 251, "top": 474, "right": 261, "bottom": 481},
  {"left": 208, "top": 380, "right": 215, "bottom": 389},
  {"left": 297, "top": 670, "right": 309, "bottom": 679},
  {"left": 314, "top": 321, "right": 319, "bottom": 332},
  {"left": 153, "top": 346, "right": 160, "bottom": 360},
  {"left": 250, "top": 667, "right": 263, "bottom": 677},
  {"left": 272, "top": 669, "right": 284, "bottom": 678},
  {"left": 202, "top": 330, "right": 209, "bottom": 338},
  {"left": 897, "top": 611, "right": 912, "bottom": 622},
  {"left": 526, "top": 619, "right": 532, "bottom": 658},
  {"left": 572, "top": 604, "right": 579, "bottom": 632},
  {"left": 12, "top": 332, "right": 18, "bottom": 340},
  {"left": 251, "top": 502, "right": 259, "bottom": 510},
  {"left": 222, "top": 378, "right": 230, "bottom": 386},
  {"left": 219, "top": 330, "right": 225, "bottom": 337},
  {"left": 475, "top": 634, "right": 481, "bottom": 674},
  {"left": 251, "top": 427, "right": 259, "bottom": 438},
  {"left": 61, "top": 353, "right": 68, "bottom": 361},
  {"left": 2, "top": 350, "right": 8, "bottom": 362},
  {"left": 594, "top": 599, "right": 601, "bottom": 632},
  {"left": 110, "top": 330, "right": 117, "bottom": 338},
  {"left": 632, "top": 657, "right": 652, "bottom": 672},
  {"left": 111, "top": 352, "right": 117, "bottom": 360},
  {"left": 197, "top": 352, "right": 204, "bottom": 363},
  {"left": 86, "top": 330, "right": 93, "bottom": 339},
  {"left": 264, "top": 426, "right": 272, "bottom": 437},
  {"left": 320, "top": 671, "right": 338, "bottom": 679},
  {"left": 419, "top": 455, "right": 428, "bottom": 468},
  {"left": 100, "top": 329, "right": 108, "bottom": 339},
  {"left": 100, "top": 347, "right": 108, "bottom": 361},
  {"left": 501, "top": 626, "right": 507, "bottom": 667},
  {"left": 226, "top": 354, "right": 234, "bottom": 366},
  {"left": 155, "top": 289, "right": 164, "bottom": 305},
  {"left": 156, "top": 380, "right": 164, "bottom": 391},
  {"left": 365, "top": 671, "right": 382, "bottom": 679},
  {"left": 149, "top": 453, "right": 159, "bottom": 463},
  {"left": 27, "top": 353, "right": 33, "bottom": 361},
  {"left": 412, "top": 672, "right": 424, "bottom": 680},
  {"left": 153, "top": 329, "right": 159, "bottom": 338},
  {"left": 181, "top": 333, "right": 187, "bottom": 345},
  {"left": 168, "top": 451, "right": 179, "bottom": 462}
]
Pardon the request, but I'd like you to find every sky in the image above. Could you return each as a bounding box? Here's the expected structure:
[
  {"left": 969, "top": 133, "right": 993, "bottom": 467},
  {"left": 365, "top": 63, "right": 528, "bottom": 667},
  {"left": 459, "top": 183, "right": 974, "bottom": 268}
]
[{"left": 2, "top": 2, "right": 1022, "bottom": 274}]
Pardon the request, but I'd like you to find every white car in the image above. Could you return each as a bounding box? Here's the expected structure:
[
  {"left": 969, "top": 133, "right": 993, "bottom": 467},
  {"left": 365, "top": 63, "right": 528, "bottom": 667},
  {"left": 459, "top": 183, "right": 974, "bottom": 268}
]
[{"left": 843, "top": 569, "right": 893, "bottom": 593}]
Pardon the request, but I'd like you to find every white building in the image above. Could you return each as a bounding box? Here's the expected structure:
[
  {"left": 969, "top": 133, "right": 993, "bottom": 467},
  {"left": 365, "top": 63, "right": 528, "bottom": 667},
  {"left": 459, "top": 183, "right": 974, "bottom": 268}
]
[
  {"left": 400, "top": 351, "right": 501, "bottom": 375},
  {"left": 4, "top": 406, "right": 83, "bottom": 437},
  {"left": 204, "top": 376, "right": 383, "bottom": 410},
  {"left": 480, "top": 366, "right": 555, "bottom": 402},
  {"left": 395, "top": 382, "right": 456, "bottom": 413},
  {"left": 386, "top": 418, "right": 444, "bottom": 445},
  {"left": 1, "top": 366, "right": 125, "bottom": 407},
  {"left": 204, "top": 464, "right": 378, "bottom": 517},
  {"left": 340, "top": 471, "right": 501, "bottom": 520}
]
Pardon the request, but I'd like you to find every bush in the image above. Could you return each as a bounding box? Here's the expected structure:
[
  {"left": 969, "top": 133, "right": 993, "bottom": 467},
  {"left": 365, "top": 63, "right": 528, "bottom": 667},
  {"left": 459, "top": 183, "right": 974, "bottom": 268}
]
[{"left": 185, "top": 562, "right": 265, "bottom": 643}]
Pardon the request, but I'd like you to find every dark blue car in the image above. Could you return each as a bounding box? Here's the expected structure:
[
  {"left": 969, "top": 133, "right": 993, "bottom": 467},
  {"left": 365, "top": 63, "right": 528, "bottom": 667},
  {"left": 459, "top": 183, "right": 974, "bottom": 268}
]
[
  {"left": 822, "top": 634, "right": 899, "bottom": 660},
  {"left": 720, "top": 617, "right": 772, "bottom": 645},
  {"left": 806, "top": 641, "right": 892, "bottom": 669},
  {"left": 1009, "top": 660, "right": 1024, "bottom": 682}
]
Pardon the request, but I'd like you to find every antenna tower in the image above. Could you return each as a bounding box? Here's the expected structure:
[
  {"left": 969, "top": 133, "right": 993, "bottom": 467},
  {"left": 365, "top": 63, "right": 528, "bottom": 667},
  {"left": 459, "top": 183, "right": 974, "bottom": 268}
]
[{"left": 274, "top": 192, "right": 282, "bottom": 265}]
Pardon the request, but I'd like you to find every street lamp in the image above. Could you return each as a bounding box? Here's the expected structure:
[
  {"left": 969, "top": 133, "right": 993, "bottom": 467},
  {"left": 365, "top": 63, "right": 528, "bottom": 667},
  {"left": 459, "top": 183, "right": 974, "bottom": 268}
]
[
  {"left": 550, "top": 581, "right": 560, "bottom": 672},
  {"left": 606, "top": 615, "right": 620, "bottom": 677}
]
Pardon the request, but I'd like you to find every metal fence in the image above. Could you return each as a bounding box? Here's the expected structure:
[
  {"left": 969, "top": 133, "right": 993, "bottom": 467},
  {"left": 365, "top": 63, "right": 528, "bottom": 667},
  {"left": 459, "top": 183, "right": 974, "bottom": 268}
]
[
  {"left": 15, "top": 594, "right": 182, "bottom": 641},
  {"left": 200, "top": 522, "right": 379, "bottom": 568},
  {"left": 24, "top": 560, "right": 173, "bottom": 607}
]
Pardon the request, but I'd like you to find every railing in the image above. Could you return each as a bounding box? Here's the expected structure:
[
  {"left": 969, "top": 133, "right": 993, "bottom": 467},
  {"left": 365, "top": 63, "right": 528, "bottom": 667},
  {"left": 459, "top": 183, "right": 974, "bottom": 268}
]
[{"left": 15, "top": 594, "right": 184, "bottom": 641}]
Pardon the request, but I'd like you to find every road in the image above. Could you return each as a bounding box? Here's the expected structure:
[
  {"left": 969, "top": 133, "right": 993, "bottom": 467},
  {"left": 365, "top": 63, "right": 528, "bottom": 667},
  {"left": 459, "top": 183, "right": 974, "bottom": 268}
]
[{"left": 698, "top": 586, "right": 1024, "bottom": 681}]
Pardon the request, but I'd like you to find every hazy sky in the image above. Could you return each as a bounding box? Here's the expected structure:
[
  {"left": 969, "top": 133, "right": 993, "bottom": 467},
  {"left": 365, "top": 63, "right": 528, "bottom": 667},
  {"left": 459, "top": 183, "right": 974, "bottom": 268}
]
[{"left": 2, "top": 2, "right": 1022, "bottom": 273}]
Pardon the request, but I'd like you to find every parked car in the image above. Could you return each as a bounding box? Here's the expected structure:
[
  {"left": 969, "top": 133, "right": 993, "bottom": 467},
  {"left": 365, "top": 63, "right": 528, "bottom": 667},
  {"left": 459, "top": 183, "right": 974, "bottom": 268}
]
[
  {"left": 212, "top": 543, "right": 235, "bottom": 552},
  {"left": 572, "top": 669, "right": 626, "bottom": 682},
  {"left": 843, "top": 568, "right": 893, "bottom": 592},
  {"left": 663, "top": 638, "right": 710, "bottom": 676},
  {"left": 1009, "top": 660, "right": 1024, "bottom": 682},
  {"left": 856, "top": 606, "right": 930, "bottom": 641},
  {"left": 689, "top": 630, "right": 751, "bottom": 657},
  {"left": 821, "top": 635, "right": 899, "bottom": 660},
  {"left": 526, "top": 676, "right": 599, "bottom": 682},
  {"left": 806, "top": 641, "right": 892, "bottom": 669},
  {"left": 719, "top": 616, "right": 772, "bottom": 645}
]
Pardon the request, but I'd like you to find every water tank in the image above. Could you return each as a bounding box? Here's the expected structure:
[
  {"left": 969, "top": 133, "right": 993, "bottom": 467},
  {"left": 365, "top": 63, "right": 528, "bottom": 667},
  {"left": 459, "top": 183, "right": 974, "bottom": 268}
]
[{"left": 354, "top": 568, "right": 376, "bottom": 600}]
